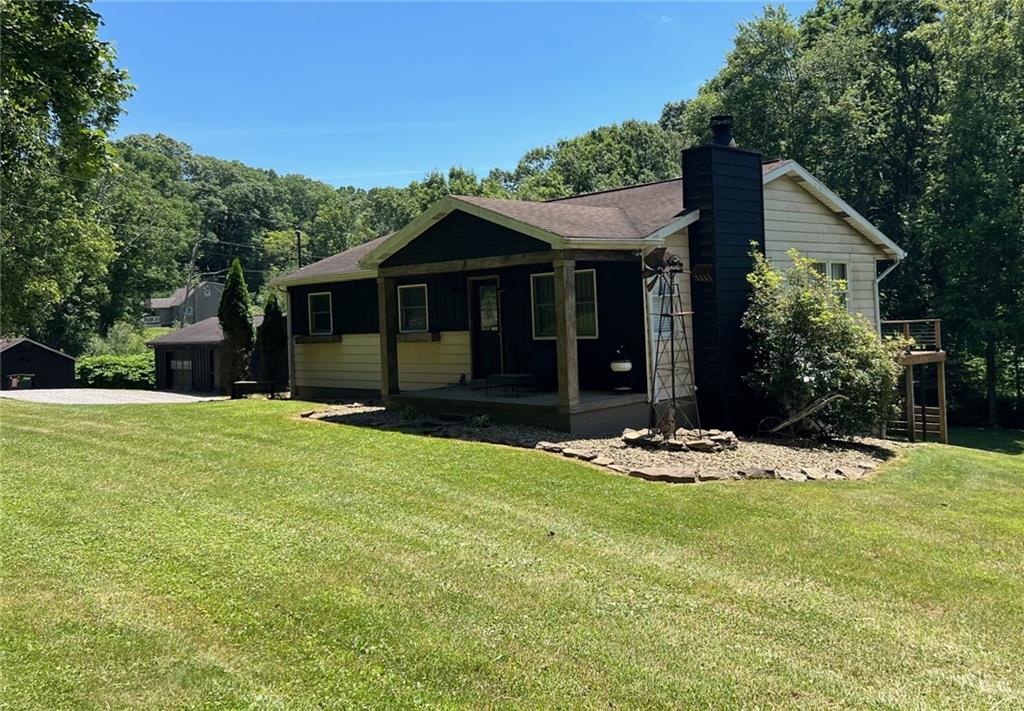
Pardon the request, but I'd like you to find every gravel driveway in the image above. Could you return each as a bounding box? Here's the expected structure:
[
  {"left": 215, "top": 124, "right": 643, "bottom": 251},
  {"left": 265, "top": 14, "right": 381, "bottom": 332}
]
[{"left": 0, "top": 389, "right": 223, "bottom": 405}]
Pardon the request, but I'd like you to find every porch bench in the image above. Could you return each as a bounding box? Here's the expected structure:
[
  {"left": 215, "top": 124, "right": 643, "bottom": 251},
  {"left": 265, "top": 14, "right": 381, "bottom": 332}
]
[{"left": 485, "top": 373, "right": 533, "bottom": 398}]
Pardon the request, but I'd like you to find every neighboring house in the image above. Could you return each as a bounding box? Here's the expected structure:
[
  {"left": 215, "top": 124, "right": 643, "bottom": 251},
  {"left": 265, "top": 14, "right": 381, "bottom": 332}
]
[
  {"left": 147, "top": 315, "right": 263, "bottom": 393},
  {"left": 143, "top": 281, "right": 224, "bottom": 327},
  {"left": 0, "top": 338, "right": 76, "bottom": 390},
  {"left": 270, "top": 116, "right": 919, "bottom": 435}
]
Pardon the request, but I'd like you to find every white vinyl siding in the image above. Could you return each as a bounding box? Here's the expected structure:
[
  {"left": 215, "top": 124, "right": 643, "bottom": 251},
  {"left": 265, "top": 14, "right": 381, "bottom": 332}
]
[
  {"left": 645, "top": 229, "right": 695, "bottom": 404},
  {"left": 294, "top": 331, "right": 471, "bottom": 392},
  {"left": 763, "top": 175, "right": 884, "bottom": 327}
]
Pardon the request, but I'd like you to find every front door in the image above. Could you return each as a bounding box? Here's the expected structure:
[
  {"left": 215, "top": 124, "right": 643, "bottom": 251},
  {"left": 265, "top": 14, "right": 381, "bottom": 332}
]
[{"left": 470, "top": 277, "right": 502, "bottom": 379}]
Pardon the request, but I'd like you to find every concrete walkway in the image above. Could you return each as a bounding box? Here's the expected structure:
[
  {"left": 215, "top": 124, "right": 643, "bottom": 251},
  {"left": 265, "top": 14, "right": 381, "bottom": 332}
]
[{"left": 0, "top": 389, "right": 224, "bottom": 405}]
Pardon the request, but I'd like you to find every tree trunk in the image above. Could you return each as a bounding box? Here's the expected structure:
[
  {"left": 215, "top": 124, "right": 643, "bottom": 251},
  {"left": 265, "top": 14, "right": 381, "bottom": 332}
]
[{"left": 985, "top": 341, "right": 998, "bottom": 427}]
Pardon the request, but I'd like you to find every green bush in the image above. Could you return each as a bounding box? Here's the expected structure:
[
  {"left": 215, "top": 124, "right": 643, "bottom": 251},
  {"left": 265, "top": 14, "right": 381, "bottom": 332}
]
[
  {"left": 76, "top": 354, "right": 155, "bottom": 389},
  {"left": 84, "top": 320, "right": 151, "bottom": 356},
  {"left": 743, "top": 248, "right": 907, "bottom": 437}
]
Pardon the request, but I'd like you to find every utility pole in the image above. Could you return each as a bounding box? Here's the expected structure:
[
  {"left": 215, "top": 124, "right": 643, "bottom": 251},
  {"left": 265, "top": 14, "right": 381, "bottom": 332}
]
[
  {"left": 181, "top": 238, "right": 202, "bottom": 326},
  {"left": 295, "top": 228, "right": 303, "bottom": 269}
]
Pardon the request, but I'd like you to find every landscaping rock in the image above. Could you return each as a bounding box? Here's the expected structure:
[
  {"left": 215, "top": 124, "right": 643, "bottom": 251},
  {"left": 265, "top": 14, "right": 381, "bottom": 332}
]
[
  {"left": 661, "top": 439, "right": 689, "bottom": 452},
  {"left": 709, "top": 432, "right": 739, "bottom": 450},
  {"left": 535, "top": 441, "right": 564, "bottom": 453},
  {"left": 628, "top": 466, "right": 699, "bottom": 484},
  {"left": 608, "top": 464, "right": 631, "bottom": 475},
  {"left": 684, "top": 438, "right": 722, "bottom": 453},
  {"left": 622, "top": 428, "right": 654, "bottom": 447},
  {"left": 777, "top": 470, "right": 807, "bottom": 482},
  {"left": 698, "top": 469, "right": 732, "bottom": 482},
  {"left": 591, "top": 456, "right": 614, "bottom": 467},
  {"left": 562, "top": 448, "right": 596, "bottom": 461},
  {"left": 801, "top": 467, "right": 829, "bottom": 481},
  {"left": 299, "top": 410, "right": 318, "bottom": 418},
  {"left": 737, "top": 467, "right": 774, "bottom": 480}
]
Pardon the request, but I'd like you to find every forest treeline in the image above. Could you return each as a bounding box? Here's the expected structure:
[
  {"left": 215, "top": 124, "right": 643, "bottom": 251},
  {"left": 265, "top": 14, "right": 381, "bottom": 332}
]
[{"left": 2, "top": 0, "right": 1022, "bottom": 423}]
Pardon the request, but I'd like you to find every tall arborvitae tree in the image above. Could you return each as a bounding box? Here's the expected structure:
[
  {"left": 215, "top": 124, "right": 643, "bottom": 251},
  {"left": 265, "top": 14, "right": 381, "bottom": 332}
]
[
  {"left": 218, "top": 259, "right": 254, "bottom": 386},
  {"left": 257, "top": 291, "right": 288, "bottom": 388}
]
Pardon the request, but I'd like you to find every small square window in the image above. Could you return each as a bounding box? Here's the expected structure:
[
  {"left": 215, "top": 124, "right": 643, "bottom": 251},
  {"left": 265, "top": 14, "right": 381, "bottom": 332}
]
[
  {"left": 398, "top": 284, "right": 429, "bottom": 333},
  {"left": 308, "top": 292, "right": 332, "bottom": 335}
]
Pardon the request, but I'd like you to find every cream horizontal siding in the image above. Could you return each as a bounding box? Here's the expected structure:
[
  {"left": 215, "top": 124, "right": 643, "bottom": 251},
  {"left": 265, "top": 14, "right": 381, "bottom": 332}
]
[
  {"left": 763, "top": 176, "right": 883, "bottom": 327},
  {"left": 293, "top": 331, "right": 471, "bottom": 392},
  {"left": 646, "top": 228, "right": 694, "bottom": 404}
]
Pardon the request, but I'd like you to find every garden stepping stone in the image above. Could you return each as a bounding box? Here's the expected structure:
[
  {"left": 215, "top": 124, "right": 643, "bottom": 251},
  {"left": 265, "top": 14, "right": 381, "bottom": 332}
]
[{"left": 628, "top": 466, "right": 699, "bottom": 484}]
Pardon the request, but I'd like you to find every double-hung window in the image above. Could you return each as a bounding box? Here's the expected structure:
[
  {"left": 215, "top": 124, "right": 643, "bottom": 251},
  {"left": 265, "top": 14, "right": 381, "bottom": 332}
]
[
  {"left": 811, "top": 261, "right": 849, "bottom": 307},
  {"left": 308, "top": 292, "right": 333, "bottom": 334},
  {"left": 398, "top": 284, "right": 429, "bottom": 333},
  {"left": 530, "top": 269, "right": 598, "bottom": 340}
]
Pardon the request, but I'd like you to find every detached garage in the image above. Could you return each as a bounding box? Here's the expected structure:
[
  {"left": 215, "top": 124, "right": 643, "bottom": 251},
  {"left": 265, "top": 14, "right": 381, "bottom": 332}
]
[
  {"left": 0, "top": 338, "right": 76, "bottom": 390},
  {"left": 147, "top": 316, "right": 263, "bottom": 393}
]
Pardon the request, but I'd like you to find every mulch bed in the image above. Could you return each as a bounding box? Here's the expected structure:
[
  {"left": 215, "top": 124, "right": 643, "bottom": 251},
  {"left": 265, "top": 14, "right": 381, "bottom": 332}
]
[{"left": 300, "top": 401, "right": 912, "bottom": 485}]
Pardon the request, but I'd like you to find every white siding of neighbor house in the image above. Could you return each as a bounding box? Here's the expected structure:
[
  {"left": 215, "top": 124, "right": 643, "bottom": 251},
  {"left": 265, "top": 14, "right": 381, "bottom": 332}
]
[
  {"left": 294, "top": 331, "right": 471, "bottom": 392},
  {"left": 763, "top": 175, "right": 884, "bottom": 327}
]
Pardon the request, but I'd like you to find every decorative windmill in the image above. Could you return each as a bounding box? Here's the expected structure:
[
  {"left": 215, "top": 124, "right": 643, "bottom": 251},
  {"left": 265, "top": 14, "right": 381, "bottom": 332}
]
[{"left": 643, "top": 248, "right": 702, "bottom": 438}]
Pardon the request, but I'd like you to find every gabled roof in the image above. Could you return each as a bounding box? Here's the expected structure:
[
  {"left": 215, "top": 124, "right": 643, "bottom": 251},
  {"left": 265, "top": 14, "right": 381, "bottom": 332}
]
[
  {"left": 0, "top": 337, "right": 75, "bottom": 361},
  {"left": 761, "top": 160, "right": 905, "bottom": 259},
  {"left": 146, "top": 315, "right": 264, "bottom": 347},
  {"left": 358, "top": 194, "right": 699, "bottom": 268},
  {"left": 268, "top": 234, "right": 389, "bottom": 287},
  {"left": 147, "top": 281, "right": 222, "bottom": 309},
  {"left": 270, "top": 157, "right": 901, "bottom": 286}
]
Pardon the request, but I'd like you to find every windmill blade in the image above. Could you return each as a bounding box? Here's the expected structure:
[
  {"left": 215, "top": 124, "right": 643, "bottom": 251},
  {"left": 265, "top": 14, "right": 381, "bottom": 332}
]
[{"left": 643, "top": 247, "right": 668, "bottom": 271}]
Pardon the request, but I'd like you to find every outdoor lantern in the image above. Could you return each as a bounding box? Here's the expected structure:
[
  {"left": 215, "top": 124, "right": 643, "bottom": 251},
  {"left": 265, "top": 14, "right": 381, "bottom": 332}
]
[{"left": 610, "top": 345, "right": 632, "bottom": 392}]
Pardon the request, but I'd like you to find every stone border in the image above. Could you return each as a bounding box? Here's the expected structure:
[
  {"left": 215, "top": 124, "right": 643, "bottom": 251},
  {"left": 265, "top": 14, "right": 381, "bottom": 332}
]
[{"left": 535, "top": 440, "right": 877, "bottom": 484}]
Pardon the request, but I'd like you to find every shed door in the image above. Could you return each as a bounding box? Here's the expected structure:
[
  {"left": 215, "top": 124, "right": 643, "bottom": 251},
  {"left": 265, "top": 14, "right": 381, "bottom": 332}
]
[{"left": 170, "top": 351, "right": 193, "bottom": 390}]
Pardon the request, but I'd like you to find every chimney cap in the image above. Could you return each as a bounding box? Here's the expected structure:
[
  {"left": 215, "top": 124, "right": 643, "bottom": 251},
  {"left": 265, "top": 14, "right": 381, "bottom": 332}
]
[{"left": 709, "top": 114, "right": 736, "bottom": 147}]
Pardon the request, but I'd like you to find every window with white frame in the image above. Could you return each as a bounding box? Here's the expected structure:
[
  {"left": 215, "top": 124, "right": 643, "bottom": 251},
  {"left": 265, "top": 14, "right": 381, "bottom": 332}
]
[
  {"left": 398, "top": 284, "right": 429, "bottom": 333},
  {"left": 811, "top": 261, "right": 849, "bottom": 306},
  {"left": 308, "top": 292, "right": 333, "bottom": 334},
  {"left": 530, "top": 269, "right": 598, "bottom": 340}
]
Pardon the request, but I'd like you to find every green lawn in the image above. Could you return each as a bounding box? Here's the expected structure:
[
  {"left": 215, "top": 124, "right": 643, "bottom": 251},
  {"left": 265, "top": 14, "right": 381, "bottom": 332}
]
[{"left": 1, "top": 399, "right": 1022, "bottom": 709}]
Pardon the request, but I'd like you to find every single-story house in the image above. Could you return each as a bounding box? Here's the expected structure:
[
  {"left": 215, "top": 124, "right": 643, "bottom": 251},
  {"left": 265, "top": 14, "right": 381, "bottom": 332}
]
[
  {"left": 147, "top": 315, "right": 263, "bottom": 393},
  {"left": 0, "top": 338, "right": 76, "bottom": 390},
  {"left": 270, "top": 116, "right": 913, "bottom": 435},
  {"left": 144, "top": 281, "right": 224, "bottom": 327}
]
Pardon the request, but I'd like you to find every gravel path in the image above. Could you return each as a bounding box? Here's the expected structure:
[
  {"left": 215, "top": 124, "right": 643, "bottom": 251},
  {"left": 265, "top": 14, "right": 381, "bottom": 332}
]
[
  {"left": 303, "top": 402, "right": 912, "bottom": 480},
  {"left": 0, "top": 389, "right": 224, "bottom": 405}
]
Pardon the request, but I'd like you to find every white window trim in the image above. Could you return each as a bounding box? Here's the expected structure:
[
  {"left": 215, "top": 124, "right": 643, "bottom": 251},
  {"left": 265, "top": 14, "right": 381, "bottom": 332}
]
[
  {"left": 529, "top": 269, "right": 599, "bottom": 341},
  {"left": 397, "top": 283, "right": 430, "bottom": 333},
  {"left": 812, "top": 260, "right": 850, "bottom": 307},
  {"left": 307, "top": 291, "right": 333, "bottom": 335}
]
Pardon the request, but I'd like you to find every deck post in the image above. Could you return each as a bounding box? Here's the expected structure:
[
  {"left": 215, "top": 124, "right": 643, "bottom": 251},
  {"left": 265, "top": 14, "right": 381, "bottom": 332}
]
[
  {"left": 285, "top": 288, "right": 296, "bottom": 398},
  {"left": 377, "top": 276, "right": 399, "bottom": 396},
  {"left": 553, "top": 259, "right": 580, "bottom": 412},
  {"left": 904, "top": 364, "right": 916, "bottom": 443},
  {"left": 937, "top": 359, "right": 948, "bottom": 444}
]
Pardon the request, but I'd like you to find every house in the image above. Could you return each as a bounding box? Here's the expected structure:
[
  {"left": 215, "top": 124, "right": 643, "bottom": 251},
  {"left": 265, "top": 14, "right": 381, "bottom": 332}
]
[
  {"left": 0, "top": 338, "right": 76, "bottom": 390},
  {"left": 270, "top": 115, "right": 926, "bottom": 436},
  {"left": 143, "top": 281, "right": 224, "bottom": 327},
  {"left": 147, "top": 315, "right": 264, "bottom": 393}
]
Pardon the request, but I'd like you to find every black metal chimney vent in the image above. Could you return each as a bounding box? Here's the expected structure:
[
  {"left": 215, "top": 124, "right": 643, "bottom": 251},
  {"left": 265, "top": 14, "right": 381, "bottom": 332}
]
[{"left": 709, "top": 114, "right": 735, "bottom": 147}]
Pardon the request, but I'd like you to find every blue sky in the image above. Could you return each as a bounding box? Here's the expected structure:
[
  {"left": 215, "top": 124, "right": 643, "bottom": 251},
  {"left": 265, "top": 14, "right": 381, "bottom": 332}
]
[{"left": 97, "top": 1, "right": 811, "bottom": 189}]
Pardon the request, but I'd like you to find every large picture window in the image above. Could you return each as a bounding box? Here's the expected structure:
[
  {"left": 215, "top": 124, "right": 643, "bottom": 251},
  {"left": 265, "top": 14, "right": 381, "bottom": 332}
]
[
  {"left": 308, "top": 292, "right": 333, "bottom": 334},
  {"left": 398, "top": 284, "right": 429, "bottom": 333},
  {"left": 530, "top": 269, "right": 598, "bottom": 340}
]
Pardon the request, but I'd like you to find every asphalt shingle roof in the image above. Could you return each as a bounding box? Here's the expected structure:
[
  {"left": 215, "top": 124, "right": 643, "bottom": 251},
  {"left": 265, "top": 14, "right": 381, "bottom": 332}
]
[{"left": 147, "top": 315, "right": 264, "bottom": 347}]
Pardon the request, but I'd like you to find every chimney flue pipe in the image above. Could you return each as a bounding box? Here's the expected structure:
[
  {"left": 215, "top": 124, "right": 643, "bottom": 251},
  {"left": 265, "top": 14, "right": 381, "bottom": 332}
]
[{"left": 709, "top": 114, "right": 735, "bottom": 147}]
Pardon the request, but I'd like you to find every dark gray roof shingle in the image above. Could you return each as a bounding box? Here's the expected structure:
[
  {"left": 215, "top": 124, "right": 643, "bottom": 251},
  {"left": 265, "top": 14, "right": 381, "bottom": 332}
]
[{"left": 147, "top": 315, "right": 264, "bottom": 346}]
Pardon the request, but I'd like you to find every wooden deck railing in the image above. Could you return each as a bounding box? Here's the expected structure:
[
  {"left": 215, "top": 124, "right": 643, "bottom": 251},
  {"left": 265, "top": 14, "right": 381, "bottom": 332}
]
[{"left": 881, "top": 319, "right": 942, "bottom": 351}]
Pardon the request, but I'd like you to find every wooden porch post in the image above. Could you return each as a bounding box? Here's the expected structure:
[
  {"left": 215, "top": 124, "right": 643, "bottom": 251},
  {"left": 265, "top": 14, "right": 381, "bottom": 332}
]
[
  {"left": 377, "top": 276, "right": 399, "bottom": 396},
  {"left": 285, "top": 288, "right": 296, "bottom": 397},
  {"left": 553, "top": 259, "right": 580, "bottom": 412},
  {"left": 904, "top": 364, "right": 916, "bottom": 443},
  {"left": 937, "top": 359, "right": 948, "bottom": 444}
]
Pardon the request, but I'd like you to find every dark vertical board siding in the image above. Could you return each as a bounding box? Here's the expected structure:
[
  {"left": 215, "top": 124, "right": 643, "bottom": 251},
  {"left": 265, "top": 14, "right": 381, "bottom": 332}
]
[
  {"left": 290, "top": 279, "right": 379, "bottom": 336},
  {"left": 382, "top": 210, "right": 550, "bottom": 267},
  {"left": 683, "top": 145, "right": 765, "bottom": 430},
  {"left": 0, "top": 341, "right": 75, "bottom": 389}
]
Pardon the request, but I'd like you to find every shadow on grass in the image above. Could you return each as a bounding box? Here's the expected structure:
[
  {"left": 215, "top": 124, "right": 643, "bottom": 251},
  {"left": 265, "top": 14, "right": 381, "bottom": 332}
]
[{"left": 949, "top": 427, "right": 1024, "bottom": 455}]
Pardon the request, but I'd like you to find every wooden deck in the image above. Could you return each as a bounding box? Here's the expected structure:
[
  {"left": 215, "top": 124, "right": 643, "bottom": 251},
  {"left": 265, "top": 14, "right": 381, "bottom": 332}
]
[{"left": 882, "top": 319, "right": 948, "bottom": 443}]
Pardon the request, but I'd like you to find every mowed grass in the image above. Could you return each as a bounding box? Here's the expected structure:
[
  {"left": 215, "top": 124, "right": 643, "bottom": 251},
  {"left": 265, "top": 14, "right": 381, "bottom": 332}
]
[{"left": 1, "top": 399, "right": 1022, "bottom": 709}]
